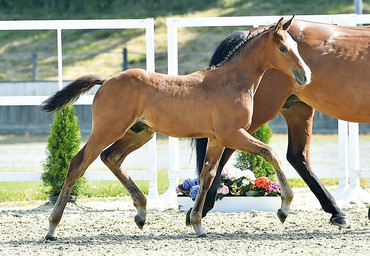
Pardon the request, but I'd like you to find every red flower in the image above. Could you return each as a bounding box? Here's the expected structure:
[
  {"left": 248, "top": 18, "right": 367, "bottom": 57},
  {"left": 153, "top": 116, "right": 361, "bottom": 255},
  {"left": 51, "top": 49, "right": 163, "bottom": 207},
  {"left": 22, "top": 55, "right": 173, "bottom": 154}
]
[{"left": 254, "top": 176, "right": 271, "bottom": 191}]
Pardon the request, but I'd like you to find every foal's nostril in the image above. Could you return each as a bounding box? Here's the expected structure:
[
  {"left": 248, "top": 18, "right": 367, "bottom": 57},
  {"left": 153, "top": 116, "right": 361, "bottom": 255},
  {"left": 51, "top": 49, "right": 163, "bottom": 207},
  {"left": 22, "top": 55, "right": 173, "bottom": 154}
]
[{"left": 293, "top": 70, "right": 308, "bottom": 86}]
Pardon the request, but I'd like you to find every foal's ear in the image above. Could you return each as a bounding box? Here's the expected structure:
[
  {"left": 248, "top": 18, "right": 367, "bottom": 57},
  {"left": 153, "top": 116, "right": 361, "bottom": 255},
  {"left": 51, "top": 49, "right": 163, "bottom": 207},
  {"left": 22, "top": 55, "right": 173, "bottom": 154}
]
[
  {"left": 273, "top": 17, "right": 284, "bottom": 34},
  {"left": 282, "top": 15, "right": 295, "bottom": 31}
]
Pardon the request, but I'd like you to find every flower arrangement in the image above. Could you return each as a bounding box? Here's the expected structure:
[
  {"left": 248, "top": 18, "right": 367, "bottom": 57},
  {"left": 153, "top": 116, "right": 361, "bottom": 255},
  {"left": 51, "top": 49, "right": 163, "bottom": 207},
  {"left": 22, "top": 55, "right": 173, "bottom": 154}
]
[
  {"left": 176, "top": 168, "right": 280, "bottom": 201},
  {"left": 176, "top": 178, "right": 200, "bottom": 200}
]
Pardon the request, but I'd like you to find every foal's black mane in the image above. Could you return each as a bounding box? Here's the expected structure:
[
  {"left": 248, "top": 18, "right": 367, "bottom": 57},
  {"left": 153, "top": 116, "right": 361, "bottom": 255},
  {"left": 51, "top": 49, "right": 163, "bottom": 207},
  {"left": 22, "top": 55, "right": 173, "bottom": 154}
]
[{"left": 208, "top": 26, "right": 271, "bottom": 68}]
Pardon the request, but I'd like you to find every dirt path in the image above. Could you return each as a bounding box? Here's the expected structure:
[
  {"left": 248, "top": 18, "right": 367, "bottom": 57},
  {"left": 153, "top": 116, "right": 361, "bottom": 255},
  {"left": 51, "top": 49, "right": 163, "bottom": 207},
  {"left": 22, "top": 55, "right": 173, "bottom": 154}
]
[{"left": 0, "top": 188, "right": 369, "bottom": 256}]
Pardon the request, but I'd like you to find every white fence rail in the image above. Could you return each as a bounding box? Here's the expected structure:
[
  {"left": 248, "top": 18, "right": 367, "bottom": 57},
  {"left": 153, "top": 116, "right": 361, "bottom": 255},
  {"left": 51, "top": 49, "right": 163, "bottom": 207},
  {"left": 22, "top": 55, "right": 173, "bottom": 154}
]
[
  {"left": 165, "top": 14, "right": 370, "bottom": 209},
  {"left": 0, "top": 171, "right": 153, "bottom": 182},
  {"left": 0, "top": 18, "right": 160, "bottom": 206}
]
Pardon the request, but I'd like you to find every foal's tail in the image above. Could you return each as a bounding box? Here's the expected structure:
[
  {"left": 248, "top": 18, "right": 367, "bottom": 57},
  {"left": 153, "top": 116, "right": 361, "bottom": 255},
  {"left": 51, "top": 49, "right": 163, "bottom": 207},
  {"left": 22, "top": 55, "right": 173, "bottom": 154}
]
[{"left": 40, "top": 75, "right": 106, "bottom": 112}]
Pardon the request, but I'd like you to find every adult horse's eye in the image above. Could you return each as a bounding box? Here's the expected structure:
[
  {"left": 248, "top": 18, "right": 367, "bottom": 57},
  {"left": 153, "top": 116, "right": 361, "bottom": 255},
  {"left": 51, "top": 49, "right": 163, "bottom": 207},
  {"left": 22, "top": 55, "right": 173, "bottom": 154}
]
[{"left": 279, "top": 46, "right": 287, "bottom": 52}]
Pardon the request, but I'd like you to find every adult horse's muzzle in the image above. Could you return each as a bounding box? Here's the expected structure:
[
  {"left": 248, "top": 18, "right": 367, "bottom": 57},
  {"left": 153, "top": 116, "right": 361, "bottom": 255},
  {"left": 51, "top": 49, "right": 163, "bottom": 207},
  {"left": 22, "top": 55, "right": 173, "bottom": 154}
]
[{"left": 293, "top": 68, "right": 311, "bottom": 87}]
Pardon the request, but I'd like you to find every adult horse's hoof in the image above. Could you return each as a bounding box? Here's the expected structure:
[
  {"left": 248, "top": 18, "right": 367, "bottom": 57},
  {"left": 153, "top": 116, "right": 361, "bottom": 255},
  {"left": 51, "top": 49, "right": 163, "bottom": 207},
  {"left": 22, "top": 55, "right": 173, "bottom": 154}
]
[
  {"left": 45, "top": 234, "right": 57, "bottom": 241},
  {"left": 330, "top": 215, "right": 351, "bottom": 229},
  {"left": 186, "top": 208, "right": 192, "bottom": 226},
  {"left": 135, "top": 215, "right": 145, "bottom": 230},
  {"left": 277, "top": 209, "right": 288, "bottom": 223}
]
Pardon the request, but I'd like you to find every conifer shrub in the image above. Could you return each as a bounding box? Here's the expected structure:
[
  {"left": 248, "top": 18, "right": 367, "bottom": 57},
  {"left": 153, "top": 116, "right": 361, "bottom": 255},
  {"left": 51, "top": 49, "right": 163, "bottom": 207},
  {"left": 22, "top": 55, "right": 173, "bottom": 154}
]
[
  {"left": 42, "top": 105, "right": 86, "bottom": 196},
  {"left": 234, "top": 123, "right": 275, "bottom": 178}
]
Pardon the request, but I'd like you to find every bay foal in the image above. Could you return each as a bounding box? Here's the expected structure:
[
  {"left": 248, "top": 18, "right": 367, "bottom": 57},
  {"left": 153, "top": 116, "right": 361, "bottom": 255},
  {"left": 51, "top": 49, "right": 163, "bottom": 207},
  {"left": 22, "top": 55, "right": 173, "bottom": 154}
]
[
  {"left": 194, "top": 19, "right": 370, "bottom": 228},
  {"left": 41, "top": 17, "right": 311, "bottom": 239}
]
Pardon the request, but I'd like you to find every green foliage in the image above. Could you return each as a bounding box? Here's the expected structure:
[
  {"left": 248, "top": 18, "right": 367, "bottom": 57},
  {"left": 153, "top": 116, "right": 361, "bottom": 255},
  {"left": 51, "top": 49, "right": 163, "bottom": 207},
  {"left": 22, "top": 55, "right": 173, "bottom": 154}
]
[
  {"left": 234, "top": 123, "right": 275, "bottom": 178},
  {"left": 42, "top": 105, "right": 86, "bottom": 196},
  {"left": 0, "top": 0, "right": 219, "bottom": 19}
]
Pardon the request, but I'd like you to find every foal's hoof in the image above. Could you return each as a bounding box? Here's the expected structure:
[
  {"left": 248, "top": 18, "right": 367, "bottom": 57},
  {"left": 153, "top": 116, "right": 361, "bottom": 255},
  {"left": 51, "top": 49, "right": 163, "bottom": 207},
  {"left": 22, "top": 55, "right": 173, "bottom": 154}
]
[
  {"left": 197, "top": 232, "right": 209, "bottom": 238},
  {"left": 186, "top": 208, "right": 192, "bottom": 226},
  {"left": 135, "top": 215, "right": 145, "bottom": 230},
  {"left": 277, "top": 209, "right": 288, "bottom": 223},
  {"left": 330, "top": 215, "right": 351, "bottom": 229},
  {"left": 45, "top": 234, "right": 57, "bottom": 241}
]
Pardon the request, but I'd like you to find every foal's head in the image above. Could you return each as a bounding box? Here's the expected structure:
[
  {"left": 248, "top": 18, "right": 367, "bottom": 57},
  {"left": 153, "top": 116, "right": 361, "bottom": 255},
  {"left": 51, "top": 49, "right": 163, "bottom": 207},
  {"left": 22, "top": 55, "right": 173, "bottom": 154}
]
[{"left": 264, "top": 16, "right": 311, "bottom": 86}]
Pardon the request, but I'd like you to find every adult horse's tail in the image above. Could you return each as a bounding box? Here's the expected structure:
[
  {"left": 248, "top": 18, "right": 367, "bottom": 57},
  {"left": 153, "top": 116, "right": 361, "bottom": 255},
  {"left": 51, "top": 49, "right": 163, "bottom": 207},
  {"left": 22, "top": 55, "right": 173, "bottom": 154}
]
[{"left": 40, "top": 74, "right": 105, "bottom": 112}]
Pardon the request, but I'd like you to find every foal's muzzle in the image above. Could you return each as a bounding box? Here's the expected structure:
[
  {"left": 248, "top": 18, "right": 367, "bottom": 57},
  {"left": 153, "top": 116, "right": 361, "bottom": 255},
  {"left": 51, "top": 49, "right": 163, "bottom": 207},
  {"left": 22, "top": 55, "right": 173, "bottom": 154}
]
[{"left": 293, "top": 70, "right": 310, "bottom": 87}]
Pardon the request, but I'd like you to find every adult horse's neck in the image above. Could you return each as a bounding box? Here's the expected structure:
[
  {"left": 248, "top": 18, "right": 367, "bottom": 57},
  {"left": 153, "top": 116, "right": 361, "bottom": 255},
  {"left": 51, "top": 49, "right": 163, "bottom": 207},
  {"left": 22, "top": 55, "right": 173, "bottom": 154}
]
[{"left": 204, "top": 32, "right": 270, "bottom": 95}]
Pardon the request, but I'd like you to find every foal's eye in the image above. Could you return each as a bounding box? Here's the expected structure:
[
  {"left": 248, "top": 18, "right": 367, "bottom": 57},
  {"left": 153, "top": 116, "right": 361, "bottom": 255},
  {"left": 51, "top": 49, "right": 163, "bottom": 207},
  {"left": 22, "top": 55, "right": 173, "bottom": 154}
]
[{"left": 279, "top": 46, "right": 287, "bottom": 53}]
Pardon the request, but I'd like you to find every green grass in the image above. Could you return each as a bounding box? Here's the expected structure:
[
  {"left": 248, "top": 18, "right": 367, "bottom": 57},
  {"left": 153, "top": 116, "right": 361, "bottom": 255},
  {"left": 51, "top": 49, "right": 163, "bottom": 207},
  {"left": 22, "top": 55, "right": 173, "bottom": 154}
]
[
  {"left": 288, "top": 178, "right": 370, "bottom": 189},
  {"left": 2, "top": 176, "right": 369, "bottom": 202},
  {"left": 0, "top": 170, "right": 170, "bottom": 202},
  {"left": 0, "top": 181, "right": 48, "bottom": 201}
]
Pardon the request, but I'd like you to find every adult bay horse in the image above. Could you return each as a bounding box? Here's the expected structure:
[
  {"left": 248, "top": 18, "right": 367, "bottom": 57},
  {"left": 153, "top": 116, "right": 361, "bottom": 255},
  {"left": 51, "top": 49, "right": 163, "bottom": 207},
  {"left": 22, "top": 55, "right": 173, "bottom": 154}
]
[
  {"left": 41, "top": 17, "right": 311, "bottom": 239},
  {"left": 193, "top": 19, "right": 370, "bottom": 228}
]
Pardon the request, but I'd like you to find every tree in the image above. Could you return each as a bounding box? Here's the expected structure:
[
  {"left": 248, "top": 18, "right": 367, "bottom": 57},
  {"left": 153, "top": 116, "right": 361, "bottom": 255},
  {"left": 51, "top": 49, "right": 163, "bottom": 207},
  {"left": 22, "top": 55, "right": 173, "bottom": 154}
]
[
  {"left": 234, "top": 123, "right": 275, "bottom": 178},
  {"left": 42, "top": 104, "right": 85, "bottom": 197}
]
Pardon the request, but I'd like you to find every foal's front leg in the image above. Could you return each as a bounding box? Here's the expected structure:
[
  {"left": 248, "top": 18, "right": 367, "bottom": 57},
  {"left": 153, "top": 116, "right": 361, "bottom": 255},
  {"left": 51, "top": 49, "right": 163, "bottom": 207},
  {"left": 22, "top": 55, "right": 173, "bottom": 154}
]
[
  {"left": 190, "top": 138, "right": 224, "bottom": 237},
  {"left": 217, "top": 128, "right": 294, "bottom": 223}
]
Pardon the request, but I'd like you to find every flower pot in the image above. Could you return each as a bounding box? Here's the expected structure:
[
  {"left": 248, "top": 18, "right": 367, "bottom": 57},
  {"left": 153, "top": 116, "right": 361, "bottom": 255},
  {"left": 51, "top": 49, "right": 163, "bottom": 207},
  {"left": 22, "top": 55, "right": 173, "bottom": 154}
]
[
  {"left": 177, "top": 196, "right": 280, "bottom": 213},
  {"left": 48, "top": 195, "right": 78, "bottom": 205}
]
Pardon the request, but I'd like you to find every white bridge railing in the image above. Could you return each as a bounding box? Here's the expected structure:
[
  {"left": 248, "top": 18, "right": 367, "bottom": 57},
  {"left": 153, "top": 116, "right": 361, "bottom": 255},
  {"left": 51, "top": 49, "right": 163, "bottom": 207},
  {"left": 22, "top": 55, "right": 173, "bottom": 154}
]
[
  {"left": 165, "top": 14, "right": 370, "bottom": 209},
  {"left": 0, "top": 18, "right": 161, "bottom": 207}
]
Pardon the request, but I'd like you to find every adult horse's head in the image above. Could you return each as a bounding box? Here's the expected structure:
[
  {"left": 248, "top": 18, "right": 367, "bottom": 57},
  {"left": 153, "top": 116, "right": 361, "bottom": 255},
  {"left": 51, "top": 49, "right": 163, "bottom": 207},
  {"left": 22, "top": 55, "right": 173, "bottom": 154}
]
[{"left": 265, "top": 16, "right": 311, "bottom": 86}]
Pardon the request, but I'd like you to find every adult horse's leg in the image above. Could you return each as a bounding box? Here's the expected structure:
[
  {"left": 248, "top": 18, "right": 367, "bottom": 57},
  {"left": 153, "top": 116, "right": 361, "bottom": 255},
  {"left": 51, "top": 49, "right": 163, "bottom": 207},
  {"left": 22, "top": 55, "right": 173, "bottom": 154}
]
[
  {"left": 280, "top": 99, "right": 350, "bottom": 227},
  {"left": 100, "top": 123, "right": 155, "bottom": 229},
  {"left": 45, "top": 131, "right": 122, "bottom": 241},
  {"left": 190, "top": 138, "right": 224, "bottom": 237},
  {"left": 202, "top": 148, "right": 235, "bottom": 216},
  {"left": 218, "top": 128, "right": 293, "bottom": 223}
]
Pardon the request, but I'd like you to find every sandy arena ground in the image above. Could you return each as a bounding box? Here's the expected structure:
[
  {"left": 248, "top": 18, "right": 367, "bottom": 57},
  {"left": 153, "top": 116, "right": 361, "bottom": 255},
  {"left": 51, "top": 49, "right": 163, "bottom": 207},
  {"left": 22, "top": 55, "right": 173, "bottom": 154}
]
[{"left": 0, "top": 188, "right": 369, "bottom": 256}]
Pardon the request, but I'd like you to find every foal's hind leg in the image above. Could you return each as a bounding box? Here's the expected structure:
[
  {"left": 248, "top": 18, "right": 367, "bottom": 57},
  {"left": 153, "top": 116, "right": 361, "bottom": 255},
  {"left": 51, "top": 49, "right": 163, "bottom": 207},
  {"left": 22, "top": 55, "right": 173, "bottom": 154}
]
[
  {"left": 218, "top": 128, "right": 293, "bottom": 223},
  {"left": 100, "top": 123, "right": 155, "bottom": 230},
  {"left": 45, "top": 131, "right": 122, "bottom": 241},
  {"left": 190, "top": 138, "right": 224, "bottom": 237}
]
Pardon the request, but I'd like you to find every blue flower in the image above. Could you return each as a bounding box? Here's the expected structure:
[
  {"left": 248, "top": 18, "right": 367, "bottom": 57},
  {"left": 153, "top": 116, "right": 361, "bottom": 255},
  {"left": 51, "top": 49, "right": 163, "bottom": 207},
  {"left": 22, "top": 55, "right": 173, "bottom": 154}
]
[
  {"left": 189, "top": 185, "right": 200, "bottom": 199},
  {"left": 193, "top": 177, "right": 200, "bottom": 185},
  {"left": 182, "top": 178, "right": 195, "bottom": 189}
]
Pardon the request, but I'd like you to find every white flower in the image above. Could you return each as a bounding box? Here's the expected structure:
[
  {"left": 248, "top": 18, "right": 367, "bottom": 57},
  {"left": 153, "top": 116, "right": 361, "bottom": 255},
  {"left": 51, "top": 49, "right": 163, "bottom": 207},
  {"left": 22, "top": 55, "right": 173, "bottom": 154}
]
[
  {"left": 227, "top": 168, "right": 245, "bottom": 179},
  {"left": 228, "top": 168, "right": 256, "bottom": 180},
  {"left": 243, "top": 169, "right": 256, "bottom": 180},
  {"left": 242, "top": 179, "right": 249, "bottom": 185}
]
